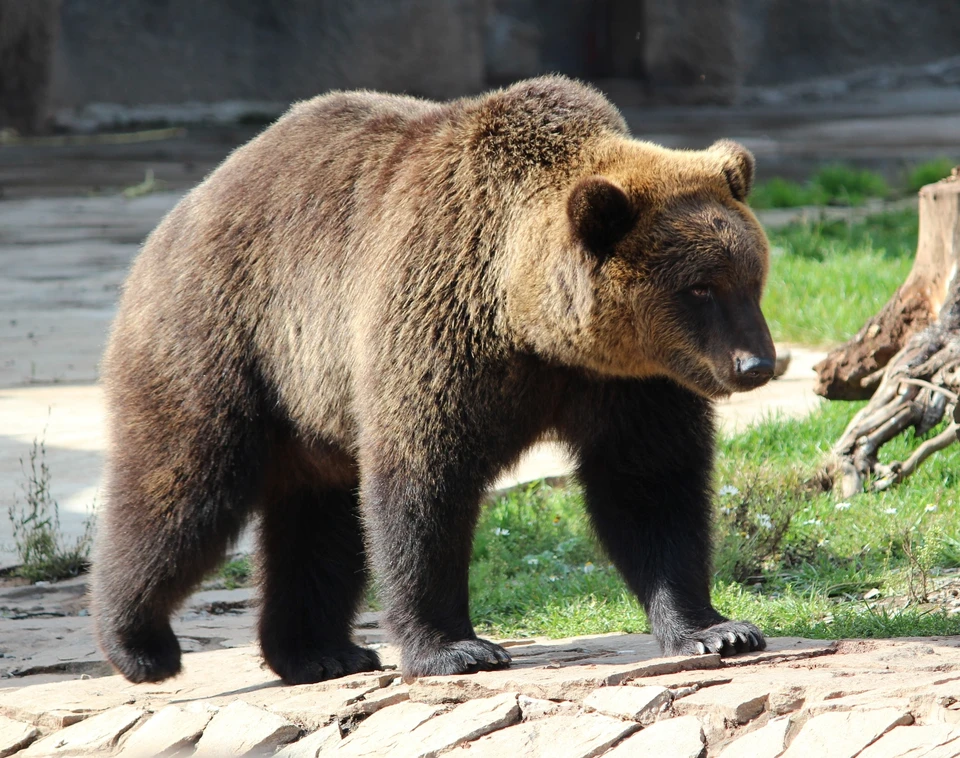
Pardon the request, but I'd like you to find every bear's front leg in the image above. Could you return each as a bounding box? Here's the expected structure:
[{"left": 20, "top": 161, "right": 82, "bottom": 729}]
[
  {"left": 361, "top": 455, "right": 511, "bottom": 680},
  {"left": 564, "top": 379, "right": 766, "bottom": 658}
]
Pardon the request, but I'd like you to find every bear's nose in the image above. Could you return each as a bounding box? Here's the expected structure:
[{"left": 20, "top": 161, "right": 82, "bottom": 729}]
[{"left": 734, "top": 355, "right": 775, "bottom": 387}]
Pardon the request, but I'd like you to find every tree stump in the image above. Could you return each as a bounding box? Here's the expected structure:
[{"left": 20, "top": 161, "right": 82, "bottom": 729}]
[{"left": 822, "top": 170, "right": 960, "bottom": 497}]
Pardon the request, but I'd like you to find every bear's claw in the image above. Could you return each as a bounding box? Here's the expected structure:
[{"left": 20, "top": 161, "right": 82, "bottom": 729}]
[{"left": 668, "top": 620, "right": 765, "bottom": 657}]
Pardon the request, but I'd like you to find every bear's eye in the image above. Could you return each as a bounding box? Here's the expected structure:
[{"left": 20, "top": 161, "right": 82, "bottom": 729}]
[{"left": 687, "top": 284, "right": 712, "bottom": 300}]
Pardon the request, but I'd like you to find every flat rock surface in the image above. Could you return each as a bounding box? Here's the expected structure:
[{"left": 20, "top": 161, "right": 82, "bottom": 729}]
[
  {"left": 603, "top": 715, "right": 705, "bottom": 757},
  {"left": 443, "top": 711, "right": 637, "bottom": 758},
  {"left": 0, "top": 715, "right": 38, "bottom": 758},
  {"left": 0, "top": 634, "right": 956, "bottom": 756}
]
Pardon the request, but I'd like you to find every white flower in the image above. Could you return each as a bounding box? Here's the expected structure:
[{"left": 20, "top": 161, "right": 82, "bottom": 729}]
[
  {"left": 803, "top": 518, "right": 823, "bottom": 526},
  {"left": 526, "top": 557, "right": 539, "bottom": 566},
  {"left": 720, "top": 506, "right": 733, "bottom": 516},
  {"left": 756, "top": 514, "right": 773, "bottom": 530},
  {"left": 926, "top": 504, "right": 938, "bottom": 513},
  {"left": 493, "top": 527, "right": 510, "bottom": 536},
  {"left": 835, "top": 502, "right": 851, "bottom": 511},
  {"left": 583, "top": 562, "right": 596, "bottom": 574},
  {"left": 884, "top": 508, "right": 897, "bottom": 515},
  {"left": 718, "top": 485, "right": 740, "bottom": 497}
]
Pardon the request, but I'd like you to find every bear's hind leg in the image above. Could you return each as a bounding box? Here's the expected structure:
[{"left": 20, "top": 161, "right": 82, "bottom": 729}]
[
  {"left": 362, "top": 464, "right": 512, "bottom": 680},
  {"left": 94, "top": 452, "right": 259, "bottom": 683},
  {"left": 258, "top": 486, "right": 381, "bottom": 684}
]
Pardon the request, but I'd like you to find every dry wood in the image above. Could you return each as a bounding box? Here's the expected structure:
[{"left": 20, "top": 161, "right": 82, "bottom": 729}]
[
  {"left": 815, "top": 171, "right": 960, "bottom": 399},
  {"left": 826, "top": 171, "right": 960, "bottom": 496}
]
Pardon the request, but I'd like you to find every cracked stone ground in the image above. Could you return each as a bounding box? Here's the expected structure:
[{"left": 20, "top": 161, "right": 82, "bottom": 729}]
[{"left": 2, "top": 595, "right": 960, "bottom": 758}]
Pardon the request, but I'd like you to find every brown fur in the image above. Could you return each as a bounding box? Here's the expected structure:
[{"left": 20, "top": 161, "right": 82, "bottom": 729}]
[{"left": 93, "top": 76, "right": 775, "bottom": 684}]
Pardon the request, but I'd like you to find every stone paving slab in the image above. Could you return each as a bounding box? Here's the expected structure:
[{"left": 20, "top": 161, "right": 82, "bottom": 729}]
[
  {"left": 603, "top": 714, "right": 705, "bottom": 757},
  {"left": 584, "top": 685, "right": 671, "bottom": 725},
  {"left": 0, "top": 715, "right": 38, "bottom": 758},
  {"left": 857, "top": 723, "right": 960, "bottom": 758},
  {"left": 779, "top": 707, "right": 914, "bottom": 758},
  {"left": 444, "top": 710, "right": 637, "bottom": 758},
  {"left": 115, "top": 703, "right": 215, "bottom": 757},
  {"left": 192, "top": 700, "right": 300, "bottom": 757},
  {"left": 716, "top": 715, "right": 792, "bottom": 758},
  {"left": 20, "top": 705, "right": 144, "bottom": 757}
]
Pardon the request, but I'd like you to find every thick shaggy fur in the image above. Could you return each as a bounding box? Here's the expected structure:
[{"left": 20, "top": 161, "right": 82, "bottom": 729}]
[{"left": 93, "top": 76, "right": 775, "bottom": 684}]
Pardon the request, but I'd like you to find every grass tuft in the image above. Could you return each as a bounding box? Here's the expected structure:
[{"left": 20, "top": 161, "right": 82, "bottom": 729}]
[
  {"left": 8, "top": 439, "right": 95, "bottom": 583},
  {"left": 750, "top": 178, "right": 825, "bottom": 210},
  {"left": 905, "top": 158, "right": 956, "bottom": 194},
  {"left": 809, "top": 165, "right": 888, "bottom": 206}
]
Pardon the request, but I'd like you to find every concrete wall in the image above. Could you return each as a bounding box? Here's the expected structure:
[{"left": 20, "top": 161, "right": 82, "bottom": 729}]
[
  {"left": 51, "top": 0, "right": 485, "bottom": 108},
  {"left": 739, "top": 0, "right": 960, "bottom": 86},
  {"left": 4, "top": 0, "right": 960, "bottom": 132}
]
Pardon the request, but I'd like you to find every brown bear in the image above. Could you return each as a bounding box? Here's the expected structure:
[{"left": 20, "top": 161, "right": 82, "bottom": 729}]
[{"left": 92, "top": 75, "right": 776, "bottom": 686}]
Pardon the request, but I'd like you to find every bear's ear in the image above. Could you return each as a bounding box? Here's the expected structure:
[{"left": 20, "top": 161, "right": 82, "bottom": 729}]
[
  {"left": 710, "top": 139, "right": 755, "bottom": 202},
  {"left": 567, "top": 176, "right": 635, "bottom": 254}
]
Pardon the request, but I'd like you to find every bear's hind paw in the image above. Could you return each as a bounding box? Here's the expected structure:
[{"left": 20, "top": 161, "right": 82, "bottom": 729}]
[
  {"left": 402, "top": 638, "right": 511, "bottom": 680},
  {"left": 101, "top": 624, "right": 182, "bottom": 684},
  {"left": 669, "top": 620, "right": 765, "bottom": 658},
  {"left": 267, "top": 644, "right": 382, "bottom": 685}
]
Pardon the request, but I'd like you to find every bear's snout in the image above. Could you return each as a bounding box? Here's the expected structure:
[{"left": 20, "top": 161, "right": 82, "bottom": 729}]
[
  {"left": 729, "top": 351, "right": 776, "bottom": 392},
  {"left": 730, "top": 352, "right": 776, "bottom": 390}
]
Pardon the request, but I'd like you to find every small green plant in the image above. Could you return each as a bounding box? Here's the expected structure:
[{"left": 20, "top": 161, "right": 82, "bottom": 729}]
[
  {"left": 712, "top": 469, "right": 806, "bottom": 583},
  {"left": 750, "top": 178, "right": 825, "bottom": 210},
  {"left": 218, "top": 555, "right": 253, "bottom": 589},
  {"left": 906, "top": 158, "right": 956, "bottom": 194},
  {"left": 810, "top": 164, "right": 888, "bottom": 206},
  {"left": 8, "top": 439, "right": 95, "bottom": 582}
]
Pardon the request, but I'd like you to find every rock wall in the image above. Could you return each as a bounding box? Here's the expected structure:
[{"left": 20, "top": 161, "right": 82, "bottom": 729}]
[
  {"left": 0, "top": 0, "right": 60, "bottom": 133},
  {"left": 739, "top": 0, "right": 960, "bottom": 86},
  {"left": 6, "top": 0, "right": 960, "bottom": 133},
  {"left": 51, "top": 0, "right": 485, "bottom": 108}
]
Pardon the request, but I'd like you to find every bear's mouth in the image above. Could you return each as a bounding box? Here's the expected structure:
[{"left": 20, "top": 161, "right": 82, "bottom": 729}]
[{"left": 667, "top": 360, "right": 734, "bottom": 400}]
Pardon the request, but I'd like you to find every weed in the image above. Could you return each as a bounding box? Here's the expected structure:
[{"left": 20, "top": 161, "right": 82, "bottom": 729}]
[
  {"left": 218, "top": 555, "right": 253, "bottom": 589},
  {"left": 906, "top": 158, "right": 956, "bottom": 194},
  {"left": 810, "top": 165, "right": 888, "bottom": 206},
  {"left": 750, "top": 178, "right": 825, "bottom": 210},
  {"left": 712, "top": 469, "right": 806, "bottom": 583},
  {"left": 8, "top": 439, "right": 95, "bottom": 582}
]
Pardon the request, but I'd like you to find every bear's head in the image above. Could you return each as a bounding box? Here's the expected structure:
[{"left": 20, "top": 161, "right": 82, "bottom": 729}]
[{"left": 510, "top": 138, "right": 776, "bottom": 399}]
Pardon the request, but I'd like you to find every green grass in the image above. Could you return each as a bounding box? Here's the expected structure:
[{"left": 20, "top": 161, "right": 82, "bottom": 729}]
[
  {"left": 218, "top": 556, "right": 253, "bottom": 589},
  {"left": 810, "top": 165, "right": 889, "bottom": 206},
  {"left": 750, "top": 178, "right": 825, "bottom": 210},
  {"left": 906, "top": 158, "right": 956, "bottom": 194},
  {"left": 751, "top": 165, "right": 889, "bottom": 210},
  {"left": 469, "top": 399, "right": 960, "bottom": 641},
  {"left": 761, "top": 209, "right": 916, "bottom": 345}
]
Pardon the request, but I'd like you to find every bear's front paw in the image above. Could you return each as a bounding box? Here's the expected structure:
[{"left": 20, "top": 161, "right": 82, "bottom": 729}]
[
  {"left": 266, "top": 644, "right": 382, "bottom": 685},
  {"left": 667, "top": 620, "right": 765, "bottom": 657},
  {"left": 402, "top": 638, "right": 512, "bottom": 680}
]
